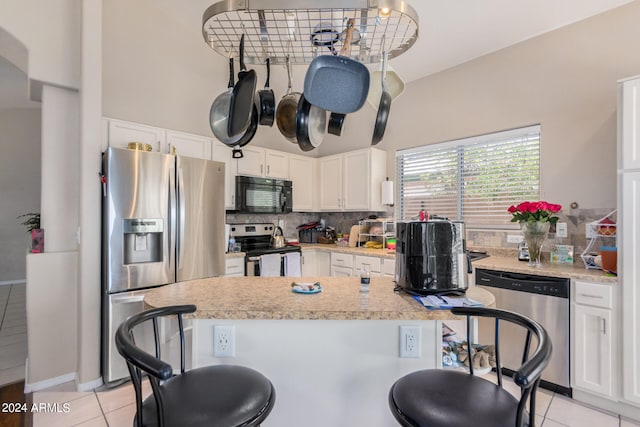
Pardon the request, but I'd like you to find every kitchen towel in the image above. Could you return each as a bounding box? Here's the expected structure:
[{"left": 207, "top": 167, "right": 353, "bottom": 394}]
[
  {"left": 259, "top": 253, "right": 282, "bottom": 276},
  {"left": 284, "top": 252, "right": 301, "bottom": 277}
]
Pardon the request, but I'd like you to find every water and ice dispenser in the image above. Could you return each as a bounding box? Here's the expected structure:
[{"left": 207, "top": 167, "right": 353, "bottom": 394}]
[{"left": 123, "top": 218, "right": 163, "bottom": 264}]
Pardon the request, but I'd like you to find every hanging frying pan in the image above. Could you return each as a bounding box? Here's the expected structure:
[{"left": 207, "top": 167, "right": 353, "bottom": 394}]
[
  {"left": 303, "top": 19, "right": 370, "bottom": 114},
  {"left": 228, "top": 34, "right": 257, "bottom": 138},
  {"left": 235, "top": 102, "right": 259, "bottom": 148},
  {"left": 276, "top": 55, "right": 301, "bottom": 143},
  {"left": 257, "top": 57, "right": 275, "bottom": 126},
  {"left": 372, "top": 50, "right": 391, "bottom": 145},
  {"left": 328, "top": 112, "right": 346, "bottom": 136},
  {"left": 296, "top": 94, "right": 327, "bottom": 152},
  {"left": 209, "top": 56, "right": 243, "bottom": 146}
]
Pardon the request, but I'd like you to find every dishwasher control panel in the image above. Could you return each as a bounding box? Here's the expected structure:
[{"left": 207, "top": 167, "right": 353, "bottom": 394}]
[{"left": 475, "top": 269, "right": 569, "bottom": 298}]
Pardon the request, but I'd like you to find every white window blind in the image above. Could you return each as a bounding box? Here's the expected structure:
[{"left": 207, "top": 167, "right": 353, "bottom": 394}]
[{"left": 396, "top": 125, "right": 540, "bottom": 228}]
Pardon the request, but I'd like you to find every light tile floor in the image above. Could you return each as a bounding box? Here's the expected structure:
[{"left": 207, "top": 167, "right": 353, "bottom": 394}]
[
  {"left": 29, "top": 375, "right": 640, "bottom": 427},
  {"left": 0, "top": 282, "right": 27, "bottom": 386}
]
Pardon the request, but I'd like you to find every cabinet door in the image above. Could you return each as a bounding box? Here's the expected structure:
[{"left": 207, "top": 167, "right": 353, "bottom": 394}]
[
  {"left": 225, "top": 257, "right": 245, "bottom": 277},
  {"left": 290, "top": 154, "right": 315, "bottom": 211},
  {"left": 331, "top": 266, "right": 353, "bottom": 277},
  {"left": 354, "top": 255, "right": 382, "bottom": 273},
  {"left": 620, "top": 78, "right": 640, "bottom": 170},
  {"left": 107, "top": 118, "right": 165, "bottom": 152},
  {"left": 316, "top": 251, "right": 331, "bottom": 276},
  {"left": 574, "top": 304, "right": 613, "bottom": 397},
  {"left": 236, "top": 146, "right": 265, "bottom": 177},
  {"left": 319, "top": 155, "right": 343, "bottom": 210},
  {"left": 343, "top": 149, "right": 371, "bottom": 210},
  {"left": 621, "top": 171, "right": 640, "bottom": 404},
  {"left": 166, "top": 130, "right": 212, "bottom": 159},
  {"left": 301, "top": 250, "right": 317, "bottom": 276},
  {"left": 211, "top": 143, "right": 236, "bottom": 210},
  {"left": 382, "top": 258, "right": 396, "bottom": 278},
  {"left": 265, "top": 149, "right": 289, "bottom": 179}
]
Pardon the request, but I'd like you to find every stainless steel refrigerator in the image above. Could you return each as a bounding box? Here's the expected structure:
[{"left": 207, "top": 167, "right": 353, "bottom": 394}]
[{"left": 101, "top": 147, "right": 225, "bottom": 385}]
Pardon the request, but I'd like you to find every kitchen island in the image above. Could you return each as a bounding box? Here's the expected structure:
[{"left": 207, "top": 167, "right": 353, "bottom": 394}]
[{"left": 144, "top": 277, "right": 493, "bottom": 427}]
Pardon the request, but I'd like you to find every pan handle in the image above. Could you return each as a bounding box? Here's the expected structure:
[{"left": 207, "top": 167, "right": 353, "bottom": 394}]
[
  {"left": 265, "top": 57, "right": 271, "bottom": 89},
  {"left": 285, "top": 55, "right": 292, "bottom": 94},
  {"left": 227, "top": 57, "right": 235, "bottom": 89},
  {"left": 239, "top": 34, "right": 247, "bottom": 71}
]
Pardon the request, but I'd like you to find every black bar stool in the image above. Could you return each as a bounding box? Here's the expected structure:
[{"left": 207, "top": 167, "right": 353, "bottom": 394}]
[
  {"left": 116, "top": 304, "right": 275, "bottom": 427},
  {"left": 389, "top": 306, "right": 552, "bottom": 427}
]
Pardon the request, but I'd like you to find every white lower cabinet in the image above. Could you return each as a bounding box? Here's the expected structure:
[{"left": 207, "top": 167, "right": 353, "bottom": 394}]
[
  {"left": 301, "top": 250, "right": 330, "bottom": 276},
  {"left": 225, "top": 257, "right": 245, "bottom": 277},
  {"left": 572, "top": 280, "right": 616, "bottom": 399},
  {"left": 354, "top": 255, "right": 382, "bottom": 277},
  {"left": 330, "top": 252, "right": 354, "bottom": 277},
  {"left": 382, "top": 259, "right": 396, "bottom": 278}
]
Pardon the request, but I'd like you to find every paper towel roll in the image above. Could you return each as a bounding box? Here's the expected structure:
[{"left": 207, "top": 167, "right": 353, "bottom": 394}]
[{"left": 381, "top": 180, "right": 394, "bottom": 205}]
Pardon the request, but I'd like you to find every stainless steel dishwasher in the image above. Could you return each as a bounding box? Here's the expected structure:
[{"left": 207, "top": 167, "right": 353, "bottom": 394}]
[{"left": 476, "top": 268, "right": 571, "bottom": 396}]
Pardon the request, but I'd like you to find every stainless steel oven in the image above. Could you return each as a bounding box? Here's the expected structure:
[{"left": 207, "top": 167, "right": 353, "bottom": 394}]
[
  {"left": 235, "top": 176, "right": 292, "bottom": 214},
  {"left": 229, "top": 223, "right": 302, "bottom": 276}
]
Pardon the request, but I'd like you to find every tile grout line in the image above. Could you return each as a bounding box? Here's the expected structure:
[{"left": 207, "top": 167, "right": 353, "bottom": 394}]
[
  {"left": 0, "top": 284, "right": 12, "bottom": 330},
  {"left": 93, "top": 389, "right": 111, "bottom": 426}
]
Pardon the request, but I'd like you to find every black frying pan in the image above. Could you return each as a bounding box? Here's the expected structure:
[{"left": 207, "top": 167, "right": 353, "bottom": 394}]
[
  {"left": 228, "top": 34, "right": 257, "bottom": 137},
  {"left": 372, "top": 51, "right": 391, "bottom": 145},
  {"left": 328, "top": 113, "right": 346, "bottom": 136},
  {"left": 303, "top": 19, "right": 370, "bottom": 114},
  {"left": 257, "top": 58, "right": 275, "bottom": 126},
  {"left": 296, "top": 95, "right": 327, "bottom": 152}
]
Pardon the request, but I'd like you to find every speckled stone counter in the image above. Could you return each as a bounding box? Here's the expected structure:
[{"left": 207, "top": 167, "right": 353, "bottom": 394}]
[
  {"left": 472, "top": 255, "right": 617, "bottom": 283},
  {"left": 144, "top": 276, "right": 494, "bottom": 320},
  {"left": 297, "top": 243, "right": 395, "bottom": 259},
  {"left": 224, "top": 251, "right": 245, "bottom": 259}
]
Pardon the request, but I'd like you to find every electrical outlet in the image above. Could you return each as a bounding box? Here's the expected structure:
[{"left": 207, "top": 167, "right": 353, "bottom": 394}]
[
  {"left": 213, "top": 325, "right": 235, "bottom": 357},
  {"left": 400, "top": 325, "right": 422, "bottom": 358},
  {"left": 556, "top": 222, "right": 568, "bottom": 238},
  {"left": 507, "top": 234, "right": 523, "bottom": 244},
  {"left": 278, "top": 219, "right": 284, "bottom": 229}
]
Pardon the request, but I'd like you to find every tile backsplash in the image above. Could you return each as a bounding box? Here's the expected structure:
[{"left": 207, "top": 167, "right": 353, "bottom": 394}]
[
  {"left": 466, "top": 208, "right": 617, "bottom": 256},
  {"left": 225, "top": 211, "right": 388, "bottom": 239},
  {"left": 227, "top": 207, "right": 616, "bottom": 258}
]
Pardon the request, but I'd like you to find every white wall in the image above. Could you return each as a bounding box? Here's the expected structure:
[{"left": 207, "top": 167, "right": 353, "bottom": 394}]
[
  {"left": 0, "top": 0, "right": 80, "bottom": 90},
  {"left": 103, "top": 0, "right": 640, "bottom": 212},
  {"left": 0, "top": 108, "right": 41, "bottom": 283}
]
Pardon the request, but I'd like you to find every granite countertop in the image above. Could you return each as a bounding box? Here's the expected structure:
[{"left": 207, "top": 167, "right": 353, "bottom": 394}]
[
  {"left": 472, "top": 255, "right": 617, "bottom": 283},
  {"left": 297, "top": 243, "right": 396, "bottom": 259},
  {"left": 225, "top": 251, "right": 246, "bottom": 259},
  {"left": 144, "top": 276, "right": 495, "bottom": 321}
]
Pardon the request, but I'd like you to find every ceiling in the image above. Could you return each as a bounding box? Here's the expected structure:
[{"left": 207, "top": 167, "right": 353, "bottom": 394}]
[
  {"left": 0, "top": 0, "right": 635, "bottom": 111},
  {"left": 157, "top": 0, "right": 636, "bottom": 83}
]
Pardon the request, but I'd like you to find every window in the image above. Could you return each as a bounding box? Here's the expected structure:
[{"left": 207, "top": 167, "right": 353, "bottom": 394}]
[{"left": 396, "top": 125, "right": 540, "bottom": 228}]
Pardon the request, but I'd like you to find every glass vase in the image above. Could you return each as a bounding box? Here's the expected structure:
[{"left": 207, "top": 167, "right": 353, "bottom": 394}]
[{"left": 522, "top": 221, "right": 550, "bottom": 268}]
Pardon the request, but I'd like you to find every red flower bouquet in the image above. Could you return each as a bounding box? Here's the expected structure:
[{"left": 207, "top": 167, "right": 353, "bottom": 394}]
[{"left": 507, "top": 201, "right": 562, "bottom": 225}]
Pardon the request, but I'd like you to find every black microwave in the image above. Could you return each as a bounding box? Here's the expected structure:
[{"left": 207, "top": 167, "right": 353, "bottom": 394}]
[{"left": 235, "top": 176, "right": 292, "bottom": 214}]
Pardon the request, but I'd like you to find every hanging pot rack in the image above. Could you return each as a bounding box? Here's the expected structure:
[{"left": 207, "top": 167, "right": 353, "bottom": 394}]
[{"left": 202, "top": 0, "right": 419, "bottom": 65}]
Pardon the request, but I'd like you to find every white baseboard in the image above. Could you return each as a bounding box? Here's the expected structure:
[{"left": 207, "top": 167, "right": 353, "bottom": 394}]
[
  {"left": 0, "top": 279, "right": 26, "bottom": 286},
  {"left": 24, "top": 372, "right": 76, "bottom": 393},
  {"left": 76, "top": 376, "right": 103, "bottom": 392}
]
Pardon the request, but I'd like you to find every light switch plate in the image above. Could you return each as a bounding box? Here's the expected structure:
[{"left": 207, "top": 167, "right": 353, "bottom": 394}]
[{"left": 556, "top": 222, "right": 568, "bottom": 238}]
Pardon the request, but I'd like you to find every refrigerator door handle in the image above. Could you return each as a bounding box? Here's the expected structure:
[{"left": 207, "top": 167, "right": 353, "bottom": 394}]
[
  {"left": 178, "top": 166, "right": 186, "bottom": 270},
  {"left": 111, "top": 294, "right": 145, "bottom": 304},
  {"left": 169, "top": 163, "right": 177, "bottom": 273}
]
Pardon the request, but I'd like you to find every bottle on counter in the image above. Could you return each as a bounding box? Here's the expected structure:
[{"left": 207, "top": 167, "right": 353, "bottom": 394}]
[
  {"left": 360, "top": 265, "right": 371, "bottom": 292},
  {"left": 228, "top": 233, "right": 236, "bottom": 252}
]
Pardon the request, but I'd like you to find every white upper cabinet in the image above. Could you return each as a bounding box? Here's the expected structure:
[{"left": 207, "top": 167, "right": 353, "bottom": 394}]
[
  {"left": 319, "top": 154, "right": 343, "bottom": 210},
  {"left": 211, "top": 142, "right": 237, "bottom": 210},
  {"left": 289, "top": 154, "right": 316, "bottom": 212},
  {"left": 106, "top": 118, "right": 166, "bottom": 153},
  {"left": 166, "top": 130, "right": 212, "bottom": 160},
  {"left": 319, "top": 148, "right": 387, "bottom": 211},
  {"left": 236, "top": 146, "right": 290, "bottom": 179},
  {"left": 619, "top": 78, "right": 640, "bottom": 171}
]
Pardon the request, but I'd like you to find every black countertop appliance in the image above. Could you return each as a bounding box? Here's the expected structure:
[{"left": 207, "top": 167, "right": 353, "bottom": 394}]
[{"left": 395, "top": 219, "right": 469, "bottom": 295}]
